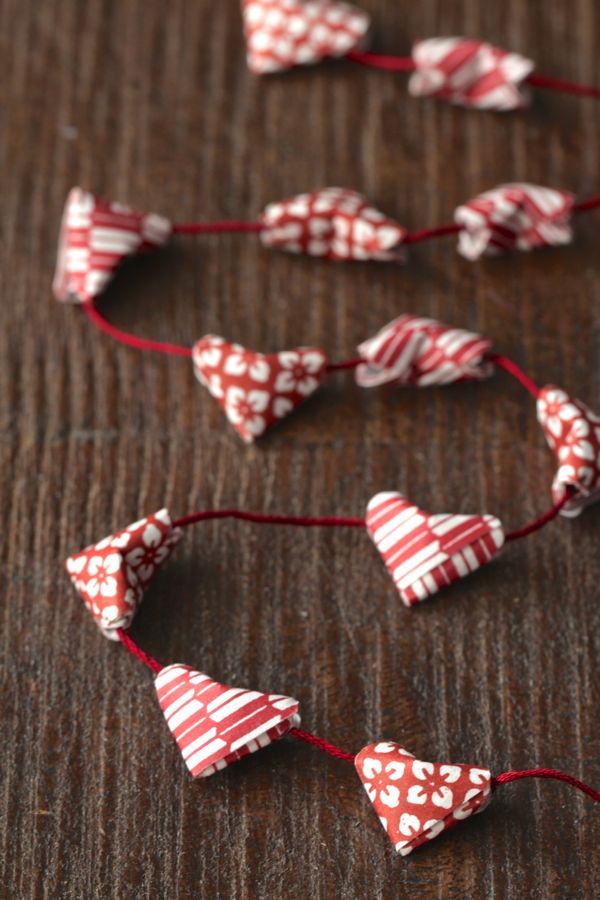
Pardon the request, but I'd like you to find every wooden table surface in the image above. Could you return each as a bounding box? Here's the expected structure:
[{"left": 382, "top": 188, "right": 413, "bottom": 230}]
[{"left": 1, "top": 2, "right": 599, "bottom": 897}]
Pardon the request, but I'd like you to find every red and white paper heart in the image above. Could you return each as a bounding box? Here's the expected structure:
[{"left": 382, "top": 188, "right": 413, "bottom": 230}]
[
  {"left": 260, "top": 187, "right": 406, "bottom": 261},
  {"left": 537, "top": 385, "right": 600, "bottom": 517},
  {"left": 242, "top": 0, "right": 371, "bottom": 75},
  {"left": 454, "top": 183, "right": 574, "bottom": 260},
  {"left": 155, "top": 664, "right": 300, "bottom": 777},
  {"left": 409, "top": 37, "right": 534, "bottom": 110},
  {"left": 355, "top": 741, "right": 491, "bottom": 856},
  {"left": 53, "top": 187, "right": 171, "bottom": 303},
  {"left": 65, "top": 509, "right": 181, "bottom": 638},
  {"left": 192, "top": 335, "right": 328, "bottom": 442},
  {"left": 355, "top": 315, "right": 493, "bottom": 388},
  {"left": 366, "top": 492, "right": 505, "bottom": 606}
]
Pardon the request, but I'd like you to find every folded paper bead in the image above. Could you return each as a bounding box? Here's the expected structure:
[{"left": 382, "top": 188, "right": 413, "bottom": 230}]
[
  {"left": 454, "top": 184, "right": 574, "bottom": 260},
  {"left": 366, "top": 492, "right": 505, "bottom": 606},
  {"left": 155, "top": 664, "right": 300, "bottom": 777},
  {"left": 409, "top": 37, "right": 534, "bottom": 110},
  {"left": 242, "top": 0, "right": 371, "bottom": 75},
  {"left": 260, "top": 187, "right": 406, "bottom": 261},
  {"left": 355, "top": 741, "right": 491, "bottom": 856},
  {"left": 355, "top": 315, "right": 493, "bottom": 388},
  {"left": 53, "top": 187, "right": 172, "bottom": 303},
  {"left": 65, "top": 509, "right": 181, "bottom": 638},
  {"left": 537, "top": 385, "right": 600, "bottom": 517},
  {"left": 193, "top": 335, "right": 328, "bottom": 442}
]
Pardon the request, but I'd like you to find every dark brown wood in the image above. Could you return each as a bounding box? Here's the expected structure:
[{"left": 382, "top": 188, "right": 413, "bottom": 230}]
[{"left": 1, "top": 1, "right": 599, "bottom": 897}]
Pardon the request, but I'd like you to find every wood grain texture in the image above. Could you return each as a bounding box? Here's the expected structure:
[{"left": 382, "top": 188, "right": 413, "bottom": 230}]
[{"left": 1, "top": 1, "right": 599, "bottom": 897}]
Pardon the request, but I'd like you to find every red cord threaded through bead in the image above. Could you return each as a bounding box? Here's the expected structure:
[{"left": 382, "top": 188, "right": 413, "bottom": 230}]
[{"left": 494, "top": 768, "right": 600, "bottom": 802}]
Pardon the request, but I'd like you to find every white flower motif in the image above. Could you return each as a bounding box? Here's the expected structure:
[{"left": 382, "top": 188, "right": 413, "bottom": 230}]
[
  {"left": 86, "top": 553, "right": 122, "bottom": 598},
  {"left": 225, "top": 386, "right": 269, "bottom": 440},
  {"left": 125, "top": 522, "right": 168, "bottom": 583},
  {"left": 360, "top": 755, "right": 406, "bottom": 809},
  {"left": 224, "top": 348, "right": 270, "bottom": 383},
  {"left": 398, "top": 813, "right": 421, "bottom": 836},
  {"left": 273, "top": 396, "right": 293, "bottom": 419},
  {"left": 406, "top": 761, "right": 456, "bottom": 809},
  {"left": 274, "top": 350, "right": 324, "bottom": 396},
  {"left": 538, "top": 388, "right": 579, "bottom": 440}
]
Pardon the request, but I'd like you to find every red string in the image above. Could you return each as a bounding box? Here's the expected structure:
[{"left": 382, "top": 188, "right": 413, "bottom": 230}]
[
  {"left": 505, "top": 492, "right": 569, "bottom": 541},
  {"left": 172, "top": 221, "right": 264, "bottom": 235},
  {"left": 489, "top": 353, "right": 541, "bottom": 398},
  {"left": 83, "top": 300, "right": 193, "bottom": 357},
  {"left": 116, "top": 628, "right": 164, "bottom": 673},
  {"left": 347, "top": 50, "right": 600, "bottom": 98},
  {"left": 288, "top": 727, "right": 355, "bottom": 762},
  {"left": 494, "top": 768, "right": 600, "bottom": 802},
  {"left": 172, "top": 509, "right": 365, "bottom": 529}
]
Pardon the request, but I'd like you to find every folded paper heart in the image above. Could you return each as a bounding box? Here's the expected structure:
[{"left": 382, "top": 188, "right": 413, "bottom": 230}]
[
  {"left": 53, "top": 187, "right": 172, "bottom": 303},
  {"left": 455, "top": 183, "right": 574, "bottom": 260},
  {"left": 155, "top": 664, "right": 300, "bottom": 776},
  {"left": 355, "top": 741, "right": 492, "bottom": 856},
  {"left": 537, "top": 385, "right": 600, "bottom": 517},
  {"left": 65, "top": 509, "right": 181, "bottom": 638},
  {"left": 355, "top": 315, "right": 494, "bottom": 388},
  {"left": 242, "top": 0, "right": 371, "bottom": 75},
  {"left": 192, "top": 335, "right": 328, "bottom": 442},
  {"left": 366, "top": 492, "right": 505, "bottom": 605},
  {"left": 260, "top": 187, "right": 406, "bottom": 261},
  {"left": 409, "top": 37, "right": 534, "bottom": 110}
]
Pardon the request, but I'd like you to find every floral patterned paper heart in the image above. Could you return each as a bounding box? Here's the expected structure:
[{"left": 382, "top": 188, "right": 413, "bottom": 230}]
[
  {"left": 366, "top": 492, "right": 505, "bottom": 606},
  {"left": 155, "top": 664, "right": 300, "bottom": 777},
  {"left": 537, "top": 385, "right": 600, "bottom": 517},
  {"left": 53, "top": 187, "right": 171, "bottom": 303},
  {"left": 355, "top": 314, "right": 493, "bottom": 388},
  {"left": 261, "top": 187, "right": 406, "bottom": 261},
  {"left": 192, "top": 335, "right": 328, "bottom": 443},
  {"left": 355, "top": 741, "right": 492, "bottom": 856},
  {"left": 242, "top": 0, "right": 371, "bottom": 75},
  {"left": 65, "top": 509, "right": 181, "bottom": 638}
]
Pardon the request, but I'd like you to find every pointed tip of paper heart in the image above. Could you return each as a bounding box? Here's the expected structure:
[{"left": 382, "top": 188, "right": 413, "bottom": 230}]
[
  {"left": 355, "top": 740, "right": 492, "bottom": 855},
  {"left": 192, "top": 335, "right": 328, "bottom": 443},
  {"left": 155, "top": 664, "right": 300, "bottom": 777},
  {"left": 65, "top": 508, "right": 181, "bottom": 638},
  {"left": 366, "top": 491, "right": 505, "bottom": 606}
]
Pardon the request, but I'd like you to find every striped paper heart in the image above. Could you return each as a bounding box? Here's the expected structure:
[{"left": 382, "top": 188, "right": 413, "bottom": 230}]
[
  {"left": 409, "top": 37, "right": 534, "bottom": 110},
  {"left": 355, "top": 315, "right": 493, "bottom": 388},
  {"left": 155, "top": 664, "right": 300, "bottom": 777},
  {"left": 537, "top": 385, "right": 600, "bottom": 517},
  {"left": 242, "top": 0, "right": 371, "bottom": 75},
  {"left": 192, "top": 335, "right": 328, "bottom": 442},
  {"left": 455, "top": 183, "right": 574, "bottom": 260},
  {"left": 261, "top": 187, "right": 406, "bottom": 261},
  {"left": 65, "top": 509, "right": 181, "bottom": 638},
  {"left": 53, "top": 187, "right": 171, "bottom": 303},
  {"left": 366, "top": 492, "right": 505, "bottom": 606},
  {"left": 355, "top": 741, "right": 491, "bottom": 856}
]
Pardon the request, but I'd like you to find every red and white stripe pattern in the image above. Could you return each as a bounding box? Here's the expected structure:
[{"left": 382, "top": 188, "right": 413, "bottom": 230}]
[
  {"left": 53, "top": 187, "right": 171, "bottom": 303},
  {"left": 65, "top": 509, "right": 182, "bottom": 638},
  {"left": 409, "top": 38, "right": 534, "bottom": 110},
  {"left": 242, "top": 0, "right": 371, "bottom": 75},
  {"left": 537, "top": 385, "right": 600, "bottom": 517},
  {"left": 261, "top": 188, "right": 406, "bottom": 261},
  {"left": 155, "top": 664, "right": 300, "bottom": 777},
  {"left": 355, "top": 315, "right": 493, "bottom": 388},
  {"left": 455, "top": 184, "right": 575, "bottom": 260},
  {"left": 355, "top": 741, "right": 492, "bottom": 856},
  {"left": 366, "top": 492, "right": 505, "bottom": 606}
]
